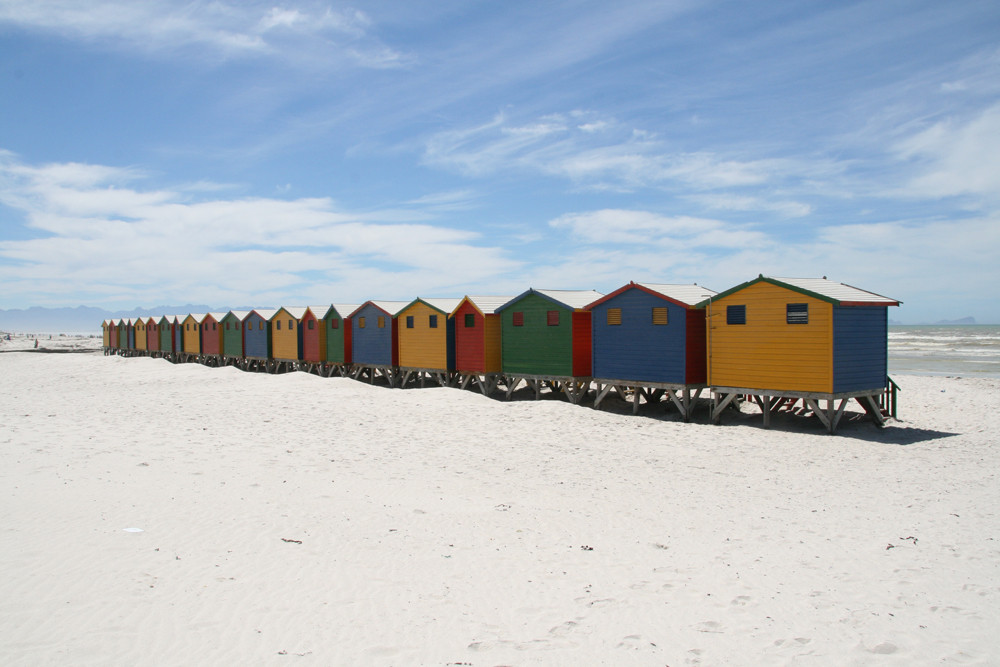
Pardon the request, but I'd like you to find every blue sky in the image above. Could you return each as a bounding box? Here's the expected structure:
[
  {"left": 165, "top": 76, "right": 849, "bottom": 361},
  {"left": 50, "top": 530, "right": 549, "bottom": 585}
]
[{"left": 1, "top": 0, "right": 998, "bottom": 323}]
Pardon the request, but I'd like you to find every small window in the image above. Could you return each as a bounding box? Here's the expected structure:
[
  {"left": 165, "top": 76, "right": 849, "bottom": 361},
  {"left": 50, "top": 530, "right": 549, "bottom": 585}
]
[
  {"left": 787, "top": 303, "right": 809, "bottom": 324},
  {"left": 464, "top": 313, "right": 475, "bottom": 328},
  {"left": 378, "top": 316, "right": 385, "bottom": 328},
  {"left": 236, "top": 322, "right": 240, "bottom": 330},
  {"left": 331, "top": 319, "right": 340, "bottom": 330},
  {"left": 429, "top": 315, "right": 438, "bottom": 329},
  {"left": 727, "top": 305, "right": 746, "bottom": 325},
  {"left": 276, "top": 320, "right": 281, "bottom": 330},
  {"left": 359, "top": 317, "right": 366, "bottom": 329},
  {"left": 512, "top": 311, "right": 524, "bottom": 327},
  {"left": 308, "top": 320, "right": 314, "bottom": 330},
  {"left": 406, "top": 315, "right": 414, "bottom": 329},
  {"left": 607, "top": 308, "right": 622, "bottom": 326},
  {"left": 288, "top": 319, "right": 293, "bottom": 330},
  {"left": 212, "top": 322, "right": 217, "bottom": 331},
  {"left": 652, "top": 307, "right": 668, "bottom": 325},
  {"left": 547, "top": 310, "right": 559, "bottom": 326}
]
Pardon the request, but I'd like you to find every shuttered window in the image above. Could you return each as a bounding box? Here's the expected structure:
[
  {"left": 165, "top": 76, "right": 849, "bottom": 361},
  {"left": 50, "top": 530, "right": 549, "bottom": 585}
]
[
  {"left": 464, "top": 313, "right": 475, "bottom": 328},
  {"left": 429, "top": 315, "right": 438, "bottom": 328},
  {"left": 378, "top": 316, "right": 385, "bottom": 328},
  {"left": 276, "top": 320, "right": 281, "bottom": 330},
  {"left": 652, "top": 307, "right": 668, "bottom": 325},
  {"left": 513, "top": 312, "right": 524, "bottom": 326},
  {"left": 288, "top": 319, "right": 294, "bottom": 330},
  {"left": 607, "top": 308, "right": 622, "bottom": 325},
  {"left": 406, "top": 316, "right": 414, "bottom": 329},
  {"left": 547, "top": 310, "right": 559, "bottom": 326},
  {"left": 213, "top": 322, "right": 217, "bottom": 331},
  {"left": 726, "top": 305, "right": 746, "bottom": 325},
  {"left": 331, "top": 319, "right": 339, "bottom": 329},
  {"left": 787, "top": 303, "right": 808, "bottom": 324},
  {"left": 307, "top": 320, "right": 313, "bottom": 330},
  {"left": 359, "top": 317, "right": 366, "bottom": 329}
]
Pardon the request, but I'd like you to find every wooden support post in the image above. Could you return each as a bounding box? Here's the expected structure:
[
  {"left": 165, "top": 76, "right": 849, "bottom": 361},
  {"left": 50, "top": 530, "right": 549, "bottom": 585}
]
[{"left": 711, "top": 392, "right": 738, "bottom": 423}]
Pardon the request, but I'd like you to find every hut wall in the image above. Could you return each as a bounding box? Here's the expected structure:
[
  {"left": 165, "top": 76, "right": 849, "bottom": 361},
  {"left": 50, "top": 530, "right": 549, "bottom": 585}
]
[
  {"left": 271, "top": 310, "right": 301, "bottom": 362},
  {"left": 102, "top": 324, "right": 110, "bottom": 347},
  {"left": 182, "top": 317, "right": 200, "bottom": 354},
  {"left": 158, "top": 320, "right": 172, "bottom": 353},
  {"left": 301, "top": 312, "right": 327, "bottom": 363},
  {"left": 572, "top": 311, "right": 592, "bottom": 376},
  {"left": 591, "top": 290, "right": 688, "bottom": 384},
  {"left": 399, "top": 302, "right": 449, "bottom": 370},
  {"left": 109, "top": 324, "right": 117, "bottom": 348},
  {"left": 833, "top": 306, "right": 889, "bottom": 393},
  {"left": 453, "top": 301, "right": 485, "bottom": 373},
  {"left": 244, "top": 314, "right": 271, "bottom": 359},
  {"left": 201, "top": 316, "right": 222, "bottom": 355},
  {"left": 707, "top": 282, "right": 832, "bottom": 393},
  {"left": 135, "top": 321, "right": 147, "bottom": 351},
  {"left": 501, "top": 293, "right": 573, "bottom": 376},
  {"left": 350, "top": 304, "right": 395, "bottom": 366},
  {"left": 146, "top": 319, "right": 159, "bottom": 351},
  {"left": 684, "top": 308, "right": 708, "bottom": 385},
  {"left": 172, "top": 321, "right": 182, "bottom": 352},
  {"left": 483, "top": 315, "right": 502, "bottom": 373},
  {"left": 324, "top": 313, "right": 348, "bottom": 363},
  {"left": 221, "top": 316, "right": 243, "bottom": 357}
]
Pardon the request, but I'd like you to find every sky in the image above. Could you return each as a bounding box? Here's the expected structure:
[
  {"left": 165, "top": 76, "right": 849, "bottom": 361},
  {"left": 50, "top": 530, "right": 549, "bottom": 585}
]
[{"left": 1, "top": 0, "right": 999, "bottom": 323}]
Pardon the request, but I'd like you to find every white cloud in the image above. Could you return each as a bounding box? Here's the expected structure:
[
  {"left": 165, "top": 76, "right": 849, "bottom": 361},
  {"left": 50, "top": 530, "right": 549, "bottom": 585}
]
[{"left": 0, "top": 154, "right": 515, "bottom": 307}]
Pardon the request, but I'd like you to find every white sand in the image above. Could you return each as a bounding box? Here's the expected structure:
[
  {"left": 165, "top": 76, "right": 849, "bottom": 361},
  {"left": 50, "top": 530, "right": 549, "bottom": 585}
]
[{"left": 1, "top": 349, "right": 998, "bottom": 666}]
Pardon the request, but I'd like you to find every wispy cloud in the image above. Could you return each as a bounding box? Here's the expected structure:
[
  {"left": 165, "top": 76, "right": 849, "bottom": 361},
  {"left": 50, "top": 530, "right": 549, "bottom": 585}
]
[{"left": 0, "top": 0, "right": 408, "bottom": 68}]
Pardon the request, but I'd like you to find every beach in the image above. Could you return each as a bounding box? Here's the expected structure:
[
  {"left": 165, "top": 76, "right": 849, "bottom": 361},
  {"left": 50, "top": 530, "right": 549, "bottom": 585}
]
[{"left": 1, "top": 348, "right": 998, "bottom": 665}]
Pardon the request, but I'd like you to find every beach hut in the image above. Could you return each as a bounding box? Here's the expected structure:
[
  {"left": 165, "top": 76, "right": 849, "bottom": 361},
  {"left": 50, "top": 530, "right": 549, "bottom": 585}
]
[
  {"left": 181, "top": 314, "right": 203, "bottom": 360},
  {"left": 496, "top": 289, "right": 602, "bottom": 403},
  {"left": 397, "top": 298, "right": 462, "bottom": 387},
  {"left": 198, "top": 312, "right": 225, "bottom": 365},
  {"left": 450, "top": 295, "right": 513, "bottom": 395},
  {"left": 348, "top": 301, "right": 408, "bottom": 386},
  {"left": 243, "top": 309, "right": 276, "bottom": 371},
  {"left": 586, "top": 282, "right": 717, "bottom": 419},
  {"left": 270, "top": 307, "right": 307, "bottom": 370},
  {"left": 123, "top": 318, "right": 135, "bottom": 355},
  {"left": 299, "top": 306, "right": 330, "bottom": 374},
  {"left": 135, "top": 317, "right": 149, "bottom": 354},
  {"left": 696, "top": 276, "right": 900, "bottom": 433},
  {"left": 157, "top": 316, "right": 176, "bottom": 359},
  {"left": 145, "top": 316, "right": 160, "bottom": 355},
  {"left": 321, "top": 304, "right": 358, "bottom": 376},
  {"left": 220, "top": 311, "right": 249, "bottom": 367},
  {"left": 102, "top": 320, "right": 111, "bottom": 354}
]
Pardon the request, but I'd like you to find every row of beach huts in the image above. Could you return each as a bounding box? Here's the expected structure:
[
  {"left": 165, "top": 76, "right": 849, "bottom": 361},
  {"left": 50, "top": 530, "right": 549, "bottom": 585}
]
[{"left": 101, "top": 276, "right": 900, "bottom": 434}]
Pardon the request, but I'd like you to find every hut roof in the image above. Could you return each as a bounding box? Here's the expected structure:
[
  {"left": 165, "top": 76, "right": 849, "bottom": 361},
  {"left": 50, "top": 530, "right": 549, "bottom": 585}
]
[
  {"left": 349, "top": 301, "right": 410, "bottom": 318},
  {"left": 323, "top": 303, "right": 360, "bottom": 319},
  {"left": 450, "top": 295, "right": 516, "bottom": 317},
  {"left": 223, "top": 310, "right": 250, "bottom": 321},
  {"left": 207, "top": 312, "right": 227, "bottom": 321},
  {"left": 499, "top": 289, "right": 604, "bottom": 312},
  {"left": 187, "top": 313, "right": 206, "bottom": 323},
  {"left": 272, "top": 307, "right": 308, "bottom": 320},
  {"left": 586, "top": 282, "right": 718, "bottom": 310},
  {"left": 404, "top": 297, "right": 463, "bottom": 315},
  {"left": 696, "top": 276, "right": 900, "bottom": 308},
  {"left": 250, "top": 308, "right": 278, "bottom": 321}
]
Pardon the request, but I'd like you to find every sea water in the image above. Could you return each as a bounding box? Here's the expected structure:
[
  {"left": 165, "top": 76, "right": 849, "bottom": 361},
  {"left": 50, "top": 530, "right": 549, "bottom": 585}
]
[{"left": 889, "top": 325, "right": 1000, "bottom": 378}]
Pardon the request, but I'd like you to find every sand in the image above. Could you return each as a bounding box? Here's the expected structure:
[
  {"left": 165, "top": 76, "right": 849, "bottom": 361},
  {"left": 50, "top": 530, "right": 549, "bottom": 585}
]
[{"left": 1, "top": 347, "right": 998, "bottom": 665}]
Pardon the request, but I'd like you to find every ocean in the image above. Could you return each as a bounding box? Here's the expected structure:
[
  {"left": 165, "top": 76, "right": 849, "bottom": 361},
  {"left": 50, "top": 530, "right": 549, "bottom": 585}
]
[{"left": 889, "top": 325, "right": 1000, "bottom": 378}]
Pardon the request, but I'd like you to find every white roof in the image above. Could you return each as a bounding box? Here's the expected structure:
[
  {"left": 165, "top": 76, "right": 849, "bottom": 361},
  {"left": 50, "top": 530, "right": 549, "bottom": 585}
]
[
  {"left": 638, "top": 283, "right": 718, "bottom": 307},
  {"left": 769, "top": 277, "right": 899, "bottom": 305},
  {"left": 453, "top": 295, "right": 517, "bottom": 316},
  {"left": 276, "top": 306, "right": 308, "bottom": 319},
  {"left": 251, "top": 308, "right": 278, "bottom": 320},
  {"left": 366, "top": 301, "right": 410, "bottom": 316},
  {"left": 225, "top": 310, "right": 250, "bottom": 321},
  {"left": 208, "top": 311, "right": 228, "bottom": 321},
  {"left": 188, "top": 313, "right": 206, "bottom": 322},
  {"left": 534, "top": 289, "right": 604, "bottom": 310},
  {"left": 330, "top": 303, "right": 359, "bottom": 317}
]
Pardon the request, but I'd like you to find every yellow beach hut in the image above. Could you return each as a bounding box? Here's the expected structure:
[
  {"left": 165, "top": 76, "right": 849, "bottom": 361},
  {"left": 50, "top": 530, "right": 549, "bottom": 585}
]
[{"left": 397, "top": 297, "right": 462, "bottom": 387}]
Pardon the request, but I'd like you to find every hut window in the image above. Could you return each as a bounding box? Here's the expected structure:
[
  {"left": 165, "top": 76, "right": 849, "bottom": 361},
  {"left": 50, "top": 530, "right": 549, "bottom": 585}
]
[
  {"left": 378, "top": 316, "right": 385, "bottom": 328},
  {"left": 787, "top": 303, "right": 809, "bottom": 324},
  {"left": 429, "top": 315, "right": 438, "bottom": 328},
  {"left": 513, "top": 312, "right": 524, "bottom": 327},
  {"left": 464, "top": 313, "right": 475, "bottom": 328},
  {"left": 276, "top": 320, "right": 281, "bottom": 330},
  {"left": 652, "top": 307, "right": 668, "bottom": 325},
  {"left": 547, "top": 310, "right": 559, "bottom": 326},
  {"left": 288, "top": 319, "right": 294, "bottom": 330},
  {"left": 226, "top": 322, "right": 230, "bottom": 330},
  {"left": 331, "top": 319, "right": 339, "bottom": 330},
  {"left": 726, "top": 305, "right": 746, "bottom": 325},
  {"left": 359, "top": 317, "right": 366, "bottom": 329},
  {"left": 213, "top": 322, "right": 217, "bottom": 331},
  {"left": 308, "top": 320, "right": 315, "bottom": 330},
  {"left": 406, "top": 316, "right": 414, "bottom": 329},
  {"left": 607, "top": 308, "right": 622, "bottom": 326},
  {"left": 236, "top": 322, "right": 240, "bottom": 330}
]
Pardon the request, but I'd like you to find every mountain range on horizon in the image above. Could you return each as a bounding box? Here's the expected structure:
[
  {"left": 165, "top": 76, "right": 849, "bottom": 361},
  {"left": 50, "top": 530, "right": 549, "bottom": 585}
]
[{"left": 0, "top": 306, "right": 987, "bottom": 333}]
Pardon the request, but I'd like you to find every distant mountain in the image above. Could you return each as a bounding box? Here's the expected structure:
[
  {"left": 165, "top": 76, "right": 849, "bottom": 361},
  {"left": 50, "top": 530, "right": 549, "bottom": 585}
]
[
  {"left": 0, "top": 304, "right": 258, "bottom": 334},
  {"left": 934, "top": 316, "right": 977, "bottom": 325}
]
